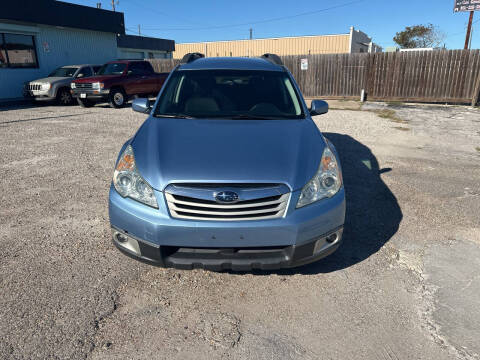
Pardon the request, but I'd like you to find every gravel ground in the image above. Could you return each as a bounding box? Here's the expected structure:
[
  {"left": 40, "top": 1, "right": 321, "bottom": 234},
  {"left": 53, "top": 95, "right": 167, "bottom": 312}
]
[{"left": 0, "top": 101, "right": 479, "bottom": 359}]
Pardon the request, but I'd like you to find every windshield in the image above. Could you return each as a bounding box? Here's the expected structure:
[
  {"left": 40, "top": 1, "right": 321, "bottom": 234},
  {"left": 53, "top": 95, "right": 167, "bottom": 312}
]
[
  {"left": 48, "top": 67, "right": 78, "bottom": 77},
  {"left": 97, "top": 63, "right": 127, "bottom": 75},
  {"left": 154, "top": 70, "right": 304, "bottom": 119}
]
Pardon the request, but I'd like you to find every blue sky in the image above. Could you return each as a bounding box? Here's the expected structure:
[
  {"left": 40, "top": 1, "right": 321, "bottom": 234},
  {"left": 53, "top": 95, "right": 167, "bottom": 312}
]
[{"left": 70, "top": 0, "right": 479, "bottom": 49}]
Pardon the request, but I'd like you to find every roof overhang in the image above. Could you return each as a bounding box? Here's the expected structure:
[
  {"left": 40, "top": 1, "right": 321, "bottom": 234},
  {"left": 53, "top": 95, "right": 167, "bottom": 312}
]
[
  {"left": 117, "top": 34, "right": 175, "bottom": 52},
  {"left": 0, "top": 0, "right": 125, "bottom": 34}
]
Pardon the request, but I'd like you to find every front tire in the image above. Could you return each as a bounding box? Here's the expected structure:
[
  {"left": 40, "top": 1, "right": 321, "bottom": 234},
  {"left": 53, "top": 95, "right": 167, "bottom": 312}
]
[
  {"left": 57, "top": 88, "right": 73, "bottom": 105},
  {"left": 109, "top": 88, "right": 127, "bottom": 108},
  {"left": 77, "top": 98, "right": 94, "bottom": 108}
]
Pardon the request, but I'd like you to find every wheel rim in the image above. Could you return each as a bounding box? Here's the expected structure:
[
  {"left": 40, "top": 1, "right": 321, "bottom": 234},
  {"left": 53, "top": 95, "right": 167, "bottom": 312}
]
[
  {"left": 61, "top": 91, "right": 71, "bottom": 104},
  {"left": 114, "top": 92, "right": 124, "bottom": 105}
]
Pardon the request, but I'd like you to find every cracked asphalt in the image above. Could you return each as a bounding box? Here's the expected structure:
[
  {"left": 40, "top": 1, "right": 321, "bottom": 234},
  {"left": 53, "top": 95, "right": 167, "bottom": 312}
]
[{"left": 0, "top": 101, "right": 479, "bottom": 359}]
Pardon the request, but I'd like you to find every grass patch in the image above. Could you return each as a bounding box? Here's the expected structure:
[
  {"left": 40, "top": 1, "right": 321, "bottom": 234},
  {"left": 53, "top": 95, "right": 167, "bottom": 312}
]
[
  {"left": 327, "top": 105, "right": 409, "bottom": 125},
  {"left": 373, "top": 109, "right": 408, "bottom": 124}
]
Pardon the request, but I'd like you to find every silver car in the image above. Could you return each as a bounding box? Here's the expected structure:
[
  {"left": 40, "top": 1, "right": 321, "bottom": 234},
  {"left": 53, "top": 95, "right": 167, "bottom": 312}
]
[{"left": 24, "top": 64, "right": 100, "bottom": 105}]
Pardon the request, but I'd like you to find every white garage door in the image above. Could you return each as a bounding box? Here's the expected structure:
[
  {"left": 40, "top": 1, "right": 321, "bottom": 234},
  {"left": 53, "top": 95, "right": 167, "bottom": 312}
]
[{"left": 120, "top": 51, "right": 144, "bottom": 59}]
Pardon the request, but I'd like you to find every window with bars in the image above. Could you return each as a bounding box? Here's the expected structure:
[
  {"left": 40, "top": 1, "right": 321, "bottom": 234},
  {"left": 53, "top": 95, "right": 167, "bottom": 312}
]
[{"left": 0, "top": 33, "right": 38, "bottom": 68}]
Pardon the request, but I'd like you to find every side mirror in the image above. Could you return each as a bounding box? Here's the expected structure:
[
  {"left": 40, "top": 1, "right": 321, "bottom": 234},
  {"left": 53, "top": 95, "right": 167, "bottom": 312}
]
[
  {"left": 310, "top": 100, "right": 329, "bottom": 116},
  {"left": 132, "top": 98, "right": 152, "bottom": 114}
]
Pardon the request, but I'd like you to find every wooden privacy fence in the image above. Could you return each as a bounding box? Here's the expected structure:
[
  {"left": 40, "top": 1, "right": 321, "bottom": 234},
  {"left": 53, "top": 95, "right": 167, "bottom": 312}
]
[{"left": 148, "top": 50, "right": 480, "bottom": 105}]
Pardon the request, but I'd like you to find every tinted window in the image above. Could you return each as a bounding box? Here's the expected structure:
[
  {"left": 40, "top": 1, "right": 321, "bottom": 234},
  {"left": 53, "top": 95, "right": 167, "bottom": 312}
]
[
  {"left": 78, "top": 67, "right": 92, "bottom": 78},
  {"left": 48, "top": 67, "right": 78, "bottom": 77},
  {"left": 0, "top": 33, "right": 38, "bottom": 68},
  {"left": 128, "top": 62, "right": 152, "bottom": 75},
  {"left": 93, "top": 66, "right": 101, "bottom": 74},
  {"left": 97, "top": 63, "right": 126, "bottom": 75},
  {"left": 154, "top": 70, "right": 304, "bottom": 119}
]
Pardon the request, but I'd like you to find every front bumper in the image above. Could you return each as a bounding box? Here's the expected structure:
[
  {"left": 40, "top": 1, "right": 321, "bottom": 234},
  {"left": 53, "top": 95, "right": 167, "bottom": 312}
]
[
  {"left": 109, "top": 185, "right": 346, "bottom": 271},
  {"left": 112, "top": 226, "right": 343, "bottom": 271},
  {"left": 23, "top": 88, "right": 55, "bottom": 101},
  {"left": 71, "top": 88, "right": 110, "bottom": 100}
]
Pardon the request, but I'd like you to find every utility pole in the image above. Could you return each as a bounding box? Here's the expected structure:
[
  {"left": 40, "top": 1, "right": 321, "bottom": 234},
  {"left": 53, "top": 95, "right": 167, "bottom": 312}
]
[
  {"left": 469, "top": 24, "right": 474, "bottom": 49},
  {"left": 249, "top": 28, "right": 253, "bottom": 40},
  {"left": 464, "top": 11, "right": 474, "bottom": 49},
  {"left": 138, "top": 24, "right": 141, "bottom": 36}
]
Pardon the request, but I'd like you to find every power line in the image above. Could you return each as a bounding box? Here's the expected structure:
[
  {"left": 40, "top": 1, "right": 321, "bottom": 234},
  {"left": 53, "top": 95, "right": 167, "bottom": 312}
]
[
  {"left": 140, "top": 0, "right": 366, "bottom": 31},
  {"left": 444, "top": 17, "right": 480, "bottom": 39},
  {"left": 126, "top": 0, "right": 209, "bottom": 27}
]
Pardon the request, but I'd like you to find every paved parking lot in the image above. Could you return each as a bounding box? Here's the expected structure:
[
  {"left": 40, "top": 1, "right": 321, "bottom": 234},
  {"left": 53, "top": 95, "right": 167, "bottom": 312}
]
[{"left": 1, "top": 102, "right": 479, "bottom": 360}]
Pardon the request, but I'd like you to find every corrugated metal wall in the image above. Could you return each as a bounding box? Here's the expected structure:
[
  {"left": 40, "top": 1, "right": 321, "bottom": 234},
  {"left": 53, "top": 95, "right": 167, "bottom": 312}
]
[
  {"left": 117, "top": 48, "right": 172, "bottom": 59},
  {"left": 0, "top": 23, "right": 118, "bottom": 101},
  {"left": 173, "top": 34, "right": 351, "bottom": 59}
]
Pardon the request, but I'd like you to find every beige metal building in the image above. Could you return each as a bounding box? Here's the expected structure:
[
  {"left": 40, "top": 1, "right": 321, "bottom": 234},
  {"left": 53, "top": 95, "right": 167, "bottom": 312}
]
[{"left": 174, "top": 27, "right": 381, "bottom": 59}]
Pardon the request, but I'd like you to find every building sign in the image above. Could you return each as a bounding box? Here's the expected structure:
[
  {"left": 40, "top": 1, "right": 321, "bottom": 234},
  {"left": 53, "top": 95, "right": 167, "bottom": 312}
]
[
  {"left": 454, "top": 0, "right": 480, "bottom": 12},
  {"left": 301, "top": 58, "right": 308, "bottom": 70},
  {"left": 42, "top": 42, "right": 50, "bottom": 53}
]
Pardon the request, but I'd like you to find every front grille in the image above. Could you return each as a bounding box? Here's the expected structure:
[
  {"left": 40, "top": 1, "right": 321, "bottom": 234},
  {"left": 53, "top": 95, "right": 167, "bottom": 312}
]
[
  {"left": 175, "top": 183, "right": 279, "bottom": 189},
  {"left": 75, "top": 83, "right": 93, "bottom": 89},
  {"left": 165, "top": 188, "right": 290, "bottom": 221},
  {"left": 28, "top": 84, "right": 42, "bottom": 91}
]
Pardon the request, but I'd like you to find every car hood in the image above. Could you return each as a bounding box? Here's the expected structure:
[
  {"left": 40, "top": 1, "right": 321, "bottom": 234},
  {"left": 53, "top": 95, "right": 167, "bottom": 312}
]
[
  {"left": 73, "top": 75, "right": 118, "bottom": 83},
  {"left": 29, "top": 77, "right": 70, "bottom": 84},
  {"left": 131, "top": 117, "right": 326, "bottom": 192}
]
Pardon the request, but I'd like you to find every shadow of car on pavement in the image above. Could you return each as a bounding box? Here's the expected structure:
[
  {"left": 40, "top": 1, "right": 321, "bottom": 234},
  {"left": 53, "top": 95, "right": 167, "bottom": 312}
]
[{"left": 252, "top": 132, "right": 403, "bottom": 276}]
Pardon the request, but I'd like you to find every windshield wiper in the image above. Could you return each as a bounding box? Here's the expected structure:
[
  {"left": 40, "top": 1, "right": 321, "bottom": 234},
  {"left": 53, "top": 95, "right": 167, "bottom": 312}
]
[{"left": 154, "top": 114, "right": 197, "bottom": 119}]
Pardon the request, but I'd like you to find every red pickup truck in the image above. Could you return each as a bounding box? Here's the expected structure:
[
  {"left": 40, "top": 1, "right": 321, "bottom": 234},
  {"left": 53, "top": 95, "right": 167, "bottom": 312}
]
[{"left": 71, "top": 60, "right": 168, "bottom": 108}]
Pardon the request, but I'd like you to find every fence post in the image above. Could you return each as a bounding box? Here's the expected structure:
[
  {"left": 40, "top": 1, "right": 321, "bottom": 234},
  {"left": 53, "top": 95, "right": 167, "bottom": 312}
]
[
  {"left": 472, "top": 72, "right": 480, "bottom": 107},
  {"left": 365, "top": 53, "right": 375, "bottom": 101}
]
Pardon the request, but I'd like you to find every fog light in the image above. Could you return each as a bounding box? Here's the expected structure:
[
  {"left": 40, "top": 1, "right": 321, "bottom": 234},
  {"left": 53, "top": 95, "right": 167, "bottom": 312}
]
[
  {"left": 313, "top": 228, "right": 343, "bottom": 254},
  {"left": 112, "top": 229, "right": 141, "bottom": 256},
  {"left": 116, "top": 233, "right": 128, "bottom": 243},
  {"left": 326, "top": 233, "right": 338, "bottom": 243}
]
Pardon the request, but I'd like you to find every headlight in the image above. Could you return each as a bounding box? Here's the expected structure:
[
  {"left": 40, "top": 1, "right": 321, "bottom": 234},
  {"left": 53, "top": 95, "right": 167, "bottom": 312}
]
[
  {"left": 71, "top": 82, "right": 76, "bottom": 89},
  {"left": 113, "top": 145, "right": 158, "bottom": 208},
  {"left": 92, "top": 82, "right": 104, "bottom": 90},
  {"left": 297, "top": 146, "right": 342, "bottom": 208},
  {"left": 41, "top": 83, "right": 51, "bottom": 90}
]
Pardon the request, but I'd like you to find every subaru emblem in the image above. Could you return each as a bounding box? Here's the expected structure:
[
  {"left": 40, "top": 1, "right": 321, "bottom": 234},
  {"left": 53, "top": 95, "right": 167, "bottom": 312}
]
[{"left": 215, "top": 191, "right": 239, "bottom": 204}]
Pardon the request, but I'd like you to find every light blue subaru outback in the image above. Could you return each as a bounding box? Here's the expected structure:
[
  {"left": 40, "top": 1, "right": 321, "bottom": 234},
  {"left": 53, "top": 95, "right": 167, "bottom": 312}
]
[{"left": 109, "top": 53, "right": 345, "bottom": 271}]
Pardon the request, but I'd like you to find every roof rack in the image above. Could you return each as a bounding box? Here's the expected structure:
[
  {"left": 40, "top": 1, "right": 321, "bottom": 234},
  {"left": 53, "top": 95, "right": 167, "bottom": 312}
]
[
  {"left": 261, "top": 53, "right": 283, "bottom": 66},
  {"left": 181, "top": 53, "right": 205, "bottom": 64}
]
